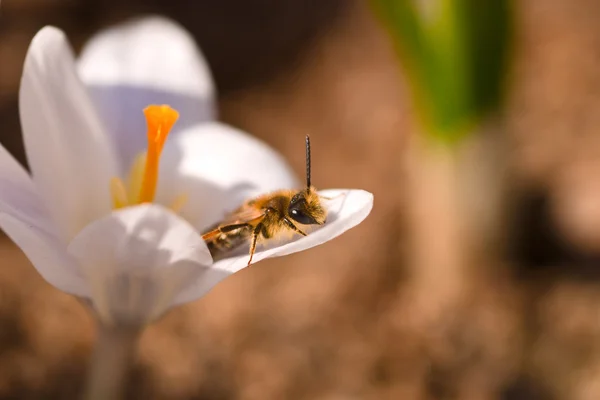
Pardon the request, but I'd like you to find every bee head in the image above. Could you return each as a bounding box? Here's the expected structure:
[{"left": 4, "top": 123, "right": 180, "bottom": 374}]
[
  {"left": 288, "top": 188, "right": 326, "bottom": 225},
  {"left": 288, "top": 135, "right": 327, "bottom": 225}
]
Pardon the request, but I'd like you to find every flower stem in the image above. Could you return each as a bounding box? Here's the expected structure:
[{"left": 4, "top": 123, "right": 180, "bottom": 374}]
[{"left": 83, "top": 323, "right": 141, "bottom": 400}]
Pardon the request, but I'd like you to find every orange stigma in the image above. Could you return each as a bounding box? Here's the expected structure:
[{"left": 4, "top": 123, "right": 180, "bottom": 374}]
[{"left": 137, "top": 105, "right": 179, "bottom": 203}]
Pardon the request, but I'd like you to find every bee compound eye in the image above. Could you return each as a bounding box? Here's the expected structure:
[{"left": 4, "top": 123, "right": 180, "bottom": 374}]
[{"left": 289, "top": 208, "right": 318, "bottom": 225}]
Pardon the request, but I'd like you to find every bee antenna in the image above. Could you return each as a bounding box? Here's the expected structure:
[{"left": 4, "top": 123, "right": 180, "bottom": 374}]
[{"left": 305, "top": 135, "right": 311, "bottom": 189}]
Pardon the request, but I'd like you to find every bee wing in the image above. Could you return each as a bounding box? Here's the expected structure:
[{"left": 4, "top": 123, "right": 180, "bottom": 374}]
[
  {"left": 217, "top": 205, "right": 267, "bottom": 228},
  {"left": 201, "top": 206, "right": 266, "bottom": 241}
]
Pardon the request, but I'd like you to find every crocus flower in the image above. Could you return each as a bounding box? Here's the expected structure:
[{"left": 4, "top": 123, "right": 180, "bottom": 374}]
[{"left": 0, "top": 16, "right": 373, "bottom": 326}]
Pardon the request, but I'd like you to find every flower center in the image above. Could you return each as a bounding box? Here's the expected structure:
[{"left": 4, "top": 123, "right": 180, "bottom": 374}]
[{"left": 110, "top": 105, "right": 181, "bottom": 209}]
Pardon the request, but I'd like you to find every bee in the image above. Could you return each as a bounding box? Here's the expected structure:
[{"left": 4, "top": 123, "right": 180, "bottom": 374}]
[{"left": 201, "top": 135, "right": 327, "bottom": 267}]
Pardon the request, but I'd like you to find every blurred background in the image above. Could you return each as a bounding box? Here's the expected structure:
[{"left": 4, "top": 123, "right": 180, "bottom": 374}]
[{"left": 1, "top": 0, "right": 600, "bottom": 399}]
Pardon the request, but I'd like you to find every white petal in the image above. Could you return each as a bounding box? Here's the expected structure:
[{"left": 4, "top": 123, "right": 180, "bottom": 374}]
[
  {"left": 209, "top": 189, "right": 374, "bottom": 273},
  {"left": 19, "top": 26, "right": 118, "bottom": 241},
  {"left": 78, "top": 16, "right": 216, "bottom": 167},
  {"left": 156, "top": 122, "right": 301, "bottom": 229},
  {"left": 0, "top": 145, "right": 85, "bottom": 295},
  {"left": 0, "top": 143, "right": 35, "bottom": 189},
  {"left": 67, "top": 204, "right": 215, "bottom": 326},
  {"left": 0, "top": 213, "right": 89, "bottom": 297},
  {"left": 0, "top": 143, "right": 54, "bottom": 231}
]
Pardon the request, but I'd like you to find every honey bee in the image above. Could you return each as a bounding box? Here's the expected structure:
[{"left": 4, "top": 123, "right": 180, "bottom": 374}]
[{"left": 201, "top": 135, "right": 327, "bottom": 267}]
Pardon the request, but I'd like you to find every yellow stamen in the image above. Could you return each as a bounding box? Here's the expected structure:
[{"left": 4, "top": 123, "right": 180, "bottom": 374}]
[
  {"left": 110, "top": 177, "right": 129, "bottom": 209},
  {"left": 128, "top": 152, "right": 147, "bottom": 203},
  {"left": 169, "top": 194, "right": 189, "bottom": 214},
  {"left": 137, "top": 105, "right": 179, "bottom": 203}
]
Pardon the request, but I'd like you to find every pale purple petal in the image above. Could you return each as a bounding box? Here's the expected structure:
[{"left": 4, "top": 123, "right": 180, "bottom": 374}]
[{"left": 77, "top": 16, "right": 216, "bottom": 168}]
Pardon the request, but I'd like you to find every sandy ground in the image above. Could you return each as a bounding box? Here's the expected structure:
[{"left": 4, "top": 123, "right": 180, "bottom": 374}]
[{"left": 1, "top": 0, "right": 600, "bottom": 399}]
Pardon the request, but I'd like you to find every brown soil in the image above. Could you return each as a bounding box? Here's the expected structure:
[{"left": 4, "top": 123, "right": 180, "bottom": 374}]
[{"left": 1, "top": 0, "right": 600, "bottom": 399}]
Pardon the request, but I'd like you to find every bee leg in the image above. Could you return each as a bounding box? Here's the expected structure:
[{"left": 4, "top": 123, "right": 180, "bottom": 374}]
[
  {"left": 219, "top": 223, "right": 251, "bottom": 233},
  {"left": 247, "top": 224, "right": 263, "bottom": 268},
  {"left": 283, "top": 218, "right": 307, "bottom": 236}
]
